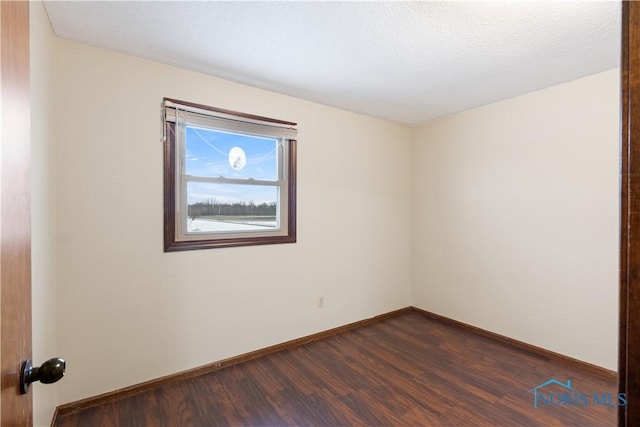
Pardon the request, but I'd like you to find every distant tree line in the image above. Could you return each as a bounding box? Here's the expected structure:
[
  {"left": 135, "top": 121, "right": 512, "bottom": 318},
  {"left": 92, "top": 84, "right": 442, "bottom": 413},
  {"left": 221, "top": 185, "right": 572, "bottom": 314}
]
[{"left": 189, "top": 199, "right": 276, "bottom": 218}]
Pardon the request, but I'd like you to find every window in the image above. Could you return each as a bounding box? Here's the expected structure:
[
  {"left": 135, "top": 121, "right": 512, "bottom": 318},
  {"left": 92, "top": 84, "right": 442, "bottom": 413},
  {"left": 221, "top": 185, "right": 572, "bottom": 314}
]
[{"left": 163, "top": 98, "right": 297, "bottom": 251}]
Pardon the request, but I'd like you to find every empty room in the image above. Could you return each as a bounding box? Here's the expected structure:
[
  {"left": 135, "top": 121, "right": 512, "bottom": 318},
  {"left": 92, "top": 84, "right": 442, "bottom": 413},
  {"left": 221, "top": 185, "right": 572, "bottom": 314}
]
[{"left": 3, "top": 1, "right": 640, "bottom": 426}]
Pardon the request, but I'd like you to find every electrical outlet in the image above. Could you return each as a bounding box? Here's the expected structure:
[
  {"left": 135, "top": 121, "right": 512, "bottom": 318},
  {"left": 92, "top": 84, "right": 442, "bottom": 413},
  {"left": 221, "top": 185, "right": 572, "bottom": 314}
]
[{"left": 317, "top": 296, "right": 324, "bottom": 308}]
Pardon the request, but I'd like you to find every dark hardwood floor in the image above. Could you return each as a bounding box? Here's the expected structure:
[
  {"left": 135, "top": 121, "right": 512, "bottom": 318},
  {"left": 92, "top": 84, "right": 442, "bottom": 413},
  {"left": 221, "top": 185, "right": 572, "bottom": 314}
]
[{"left": 54, "top": 312, "right": 617, "bottom": 426}]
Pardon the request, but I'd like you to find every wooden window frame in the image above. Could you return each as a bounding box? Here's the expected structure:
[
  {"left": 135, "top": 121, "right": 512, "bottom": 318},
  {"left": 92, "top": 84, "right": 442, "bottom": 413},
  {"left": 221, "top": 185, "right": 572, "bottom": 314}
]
[{"left": 163, "top": 98, "right": 297, "bottom": 251}]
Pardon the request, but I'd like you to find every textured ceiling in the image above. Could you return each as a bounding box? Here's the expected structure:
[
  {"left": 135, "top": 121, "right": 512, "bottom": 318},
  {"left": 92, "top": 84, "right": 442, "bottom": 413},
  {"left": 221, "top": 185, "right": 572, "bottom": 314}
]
[{"left": 43, "top": 1, "right": 621, "bottom": 126}]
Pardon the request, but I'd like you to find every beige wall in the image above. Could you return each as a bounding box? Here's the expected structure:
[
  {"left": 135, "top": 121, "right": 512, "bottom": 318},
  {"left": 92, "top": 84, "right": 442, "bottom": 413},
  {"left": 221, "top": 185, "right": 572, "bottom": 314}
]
[
  {"left": 412, "top": 69, "right": 620, "bottom": 370},
  {"left": 53, "top": 38, "right": 413, "bottom": 404},
  {"left": 30, "top": 2, "right": 58, "bottom": 426},
  {"left": 29, "top": 5, "right": 620, "bottom": 422}
]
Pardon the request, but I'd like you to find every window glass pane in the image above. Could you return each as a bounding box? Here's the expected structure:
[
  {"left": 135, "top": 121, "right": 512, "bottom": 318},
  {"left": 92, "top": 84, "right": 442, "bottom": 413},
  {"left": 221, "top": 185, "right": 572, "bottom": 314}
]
[
  {"left": 186, "top": 182, "right": 278, "bottom": 233},
  {"left": 185, "top": 126, "right": 278, "bottom": 181}
]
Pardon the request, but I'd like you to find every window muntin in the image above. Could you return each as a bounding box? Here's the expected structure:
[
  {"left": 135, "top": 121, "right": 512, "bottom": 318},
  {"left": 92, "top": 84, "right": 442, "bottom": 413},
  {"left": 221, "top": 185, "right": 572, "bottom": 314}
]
[{"left": 163, "top": 98, "right": 297, "bottom": 251}]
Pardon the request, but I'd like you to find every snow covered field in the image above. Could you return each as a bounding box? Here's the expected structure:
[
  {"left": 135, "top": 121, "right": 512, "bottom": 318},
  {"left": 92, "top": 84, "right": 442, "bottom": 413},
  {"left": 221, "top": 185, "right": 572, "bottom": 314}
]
[{"left": 188, "top": 217, "right": 276, "bottom": 232}]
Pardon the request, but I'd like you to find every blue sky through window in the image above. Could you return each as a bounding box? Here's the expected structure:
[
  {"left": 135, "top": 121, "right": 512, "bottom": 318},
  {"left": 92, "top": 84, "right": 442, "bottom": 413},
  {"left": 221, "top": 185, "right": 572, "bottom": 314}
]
[
  {"left": 185, "top": 126, "right": 279, "bottom": 206},
  {"left": 186, "top": 126, "right": 278, "bottom": 180},
  {"left": 187, "top": 182, "right": 278, "bottom": 207}
]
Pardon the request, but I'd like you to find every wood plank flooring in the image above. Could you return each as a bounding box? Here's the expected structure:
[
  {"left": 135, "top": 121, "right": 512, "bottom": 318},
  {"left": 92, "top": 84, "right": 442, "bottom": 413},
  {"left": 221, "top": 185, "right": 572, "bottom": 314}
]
[{"left": 54, "top": 312, "right": 618, "bottom": 426}]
